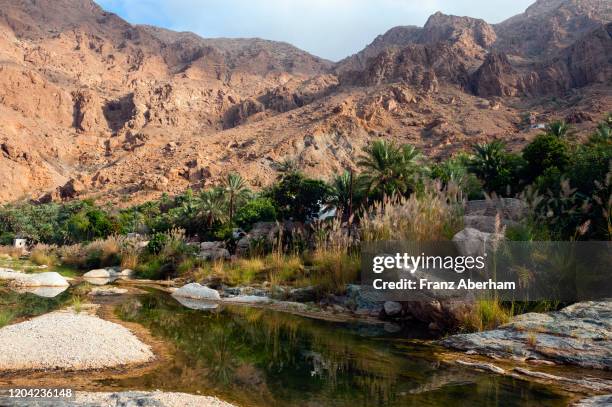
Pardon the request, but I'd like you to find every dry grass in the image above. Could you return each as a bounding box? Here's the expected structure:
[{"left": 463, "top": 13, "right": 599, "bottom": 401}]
[
  {"left": 308, "top": 250, "right": 360, "bottom": 294},
  {"left": 361, "top": 181, "right": 464, "bottom": 242},
  {"left": 30, "top": 244, "right": 57, "bottom": 266},
  {"left": 0, "top": 246, "right": 24, "bottom": 259},
  {"left": 526, "top": 331, "right": 538, "bottom": 348}
]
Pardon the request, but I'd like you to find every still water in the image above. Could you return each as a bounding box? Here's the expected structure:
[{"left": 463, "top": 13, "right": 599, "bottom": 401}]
[
  {"left": 102, "top": 290, "right": 569, "bottom": 407},
  {"left": 0, "top": 285, "right": 569, "bottom": 406}
]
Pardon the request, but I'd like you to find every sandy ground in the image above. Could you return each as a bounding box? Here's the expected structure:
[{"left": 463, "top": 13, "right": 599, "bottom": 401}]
[
  {"left": 74, "top": 391, "right": 237, "bottom": 407},
  {"left": 0, "top": 310, "right": 154, "bottom": 371}
]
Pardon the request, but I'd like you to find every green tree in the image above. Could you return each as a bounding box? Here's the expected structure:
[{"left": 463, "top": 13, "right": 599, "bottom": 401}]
[
  {"left": 267, "top": 172, "right": 331, "bottom": 221},
  {"left": 357, "top": 140, "right": 424, "bottom": 200},
  {"left": 198, "top": 188, "right": 227, "bottom": 229},
  {"left": 468, "top": 141, "right": 523, "bottom": 195},
  {"left": 522, "top": 133, "right": 570, "bottom": 184}
]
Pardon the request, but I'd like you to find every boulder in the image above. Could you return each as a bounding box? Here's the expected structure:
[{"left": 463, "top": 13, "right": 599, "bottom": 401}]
[
  {"left": 198, "top": 242, "right": 230, "bottom": 261},
  {"left": 465, "top": 198, "right": 527, "bottom": 221},
  {"left": 383, "top": 301, "right": 403, "bottom": 317},
  {"left": 439, "top": 300, "right": 612, "bottom": 370},
  {"left": 11, "top": 272, "right": 69, "bottom": 287},
  {"left": 172, "top": 283, "right": 221, "bottom": 301},
  {"left": 463, "top": 215, "right": 518, "bottom": 234},
  {"left": 119, "top": 269, "right": 134, "bottom": 278},
  {"left": 452, "top": 227, "right": 504, "bottom": 257},
  {"left": 84, "top": 268, "right": 118, "bottom": 278}
]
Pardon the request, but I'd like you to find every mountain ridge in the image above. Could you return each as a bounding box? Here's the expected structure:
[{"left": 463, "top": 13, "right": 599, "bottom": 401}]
[{"left": 0, "top": 0, "right": 609, "bottom": 205}]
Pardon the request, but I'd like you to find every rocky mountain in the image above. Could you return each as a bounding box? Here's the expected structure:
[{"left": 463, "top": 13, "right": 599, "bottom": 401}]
[{"left": 0, "top": 0, "right": 610, "bottom": 205}]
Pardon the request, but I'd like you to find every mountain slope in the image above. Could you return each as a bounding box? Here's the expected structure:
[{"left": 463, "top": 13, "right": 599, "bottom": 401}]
[{"left": 0, "top": 0, "right": 609, "bottom": 205}]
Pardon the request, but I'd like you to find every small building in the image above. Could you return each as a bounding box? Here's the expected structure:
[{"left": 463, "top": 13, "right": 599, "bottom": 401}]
[{"left": 13, "top": 238, "right": 27, "bottom": 249}]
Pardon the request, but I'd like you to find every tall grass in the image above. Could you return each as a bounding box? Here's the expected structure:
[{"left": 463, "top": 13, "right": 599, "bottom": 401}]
[
  {"left": 460, "top": 299, "right": 513, "bottom": 332},
  {"left": 361, "top": 181, "right": 464, "bottom": 242},
  {"left": 30, "top": 244, "right": 57, "bottom": 266}
]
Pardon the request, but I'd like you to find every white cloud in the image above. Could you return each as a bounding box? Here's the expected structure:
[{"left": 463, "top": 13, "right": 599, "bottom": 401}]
[{"left": 95, "top": 0, "right": 534, "bottom": 61}]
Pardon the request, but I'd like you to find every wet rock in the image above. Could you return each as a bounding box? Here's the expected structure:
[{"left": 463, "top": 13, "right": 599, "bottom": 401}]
[
  {"left": 440, "top": 300, "right": 612, "bottom": 370},
  {"left": 290, "top": 286, "right": 318, "bottom": 302},
  {"left": 172, "top": 283, "right": 221, "bottom": 301}
]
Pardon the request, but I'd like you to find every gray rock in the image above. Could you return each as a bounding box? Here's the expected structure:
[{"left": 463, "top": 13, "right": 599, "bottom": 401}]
[
  {"left": 573, "top": 395, "right": 612, "bottom": 407},
  {"left": 84, "top": 268, "right": 118, "bottom": 278},
  {"left": 11, "top": 272, "right": 69, "bottom": 287},
  {"left": 172, "top": 283, "right": 221, "bottom": 301},
  {"left": 383, "top": 301, "right": 402, "bottom": 317},
  {"left": 198, "top": 242, "right": 231, "bottom": 261},
  {"left": 452, "top": 227, "right": 504, "bottom": 257},
  {"left": 440, "top": 300, "right": 612, "bottom": 370},
  {"left": 465, "top": 198, "right": 527, "bottom": 221},
  {"left": 464, "top": 215, "right": 518, "bottom": 234},
  {"left": 290, "top": 286, "right": 318, "bottom": 302}
]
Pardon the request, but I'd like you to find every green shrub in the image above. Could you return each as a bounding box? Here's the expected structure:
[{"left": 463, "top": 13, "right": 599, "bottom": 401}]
[
  {"left": 234, "top": 198, "right": 277, "bottom": 230},
  {"left": 147, "top": 233, "right": 168, "bottom": 255},
  {"left": 522, "top": 133, "right": 570, "bottom": 183}
]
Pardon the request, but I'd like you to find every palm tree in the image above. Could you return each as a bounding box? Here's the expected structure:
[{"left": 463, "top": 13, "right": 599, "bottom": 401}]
[
  {"left": 357, "top": 140, "right": 423, "bottom": 200},
  {"left": 545, "top": 120, "right": 572, "bottom": 138},
  {"left": 198, "top": 188, "right": 227, "bottom": 229},
  {"left": 329, "top": 170, "right": 355, "bottom": 218},
  {"left": 223, "top": 172, "right": 250, "bottom": 222},
  {"left": 468, "top": 140, "right": 511, "bottom": 194}
]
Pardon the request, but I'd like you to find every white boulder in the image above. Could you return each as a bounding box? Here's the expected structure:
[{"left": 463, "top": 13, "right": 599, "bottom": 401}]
[
  {"left": 172, "top": 283, "right": 221, "bottom": 301},
  {"left": 12, "top": 272, "right": 69, "bottom": 287},
  {"left": 84, "top": 268, "right": 118, "bottom": 278}
]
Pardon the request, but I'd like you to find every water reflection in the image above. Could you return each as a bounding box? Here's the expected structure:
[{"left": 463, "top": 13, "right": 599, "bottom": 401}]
[
  {"left": 84, "top": 276, "right": 119, "bottom": 286},
  {"left": 172, "top": 296, "right": 219, "bottom": 310},
  {"left": 10, "top": 285, "right": 68, "bottom": 298},
  {"left": 111, "top": 291, "right": 569, "bottom": 407}
]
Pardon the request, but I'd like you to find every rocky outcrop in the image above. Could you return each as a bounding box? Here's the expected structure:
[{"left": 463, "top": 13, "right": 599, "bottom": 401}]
[
  {"left": 223, "top": 98, "right": 265, "bottom": 128},
  {"left": 340, "top": 43, "right": 470, "bottom": 90},
  {"left": 72, "top": 89, "right": 106, "bottom": 133},
  {"left": 470, "top": 52, "right": 524, "bottom": 97},
  {"left": 440, "top": 300, "right": 612, "bottom": 369}
]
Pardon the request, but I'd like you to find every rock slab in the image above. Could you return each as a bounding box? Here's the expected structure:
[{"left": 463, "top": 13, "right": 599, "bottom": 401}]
[{"left": 440, "top": 300, "right": 612, "bottom": 370}]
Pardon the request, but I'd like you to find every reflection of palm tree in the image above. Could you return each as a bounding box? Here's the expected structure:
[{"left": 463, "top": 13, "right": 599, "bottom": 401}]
[{"left": 223, "top": 173, "right": 250, "bottom": 222}]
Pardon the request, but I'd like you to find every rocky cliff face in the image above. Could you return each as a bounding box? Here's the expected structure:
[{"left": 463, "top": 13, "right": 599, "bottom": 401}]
[{"left": 0, "top": 0, "right": 609, "bottom": 204}]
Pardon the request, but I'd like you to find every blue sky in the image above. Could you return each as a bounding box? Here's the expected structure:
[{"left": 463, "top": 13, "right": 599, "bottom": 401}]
[{"left": 95, "top": 0, "right": 534, "bottom": 61}]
